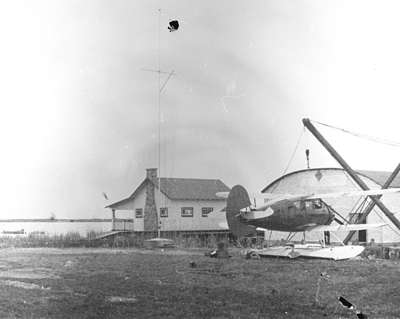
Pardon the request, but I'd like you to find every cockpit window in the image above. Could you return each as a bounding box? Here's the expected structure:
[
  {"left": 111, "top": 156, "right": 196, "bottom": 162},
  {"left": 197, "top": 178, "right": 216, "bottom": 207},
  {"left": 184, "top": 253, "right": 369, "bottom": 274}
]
[{"left": 312, "top": 199, "right": 323, "bottom": 209}]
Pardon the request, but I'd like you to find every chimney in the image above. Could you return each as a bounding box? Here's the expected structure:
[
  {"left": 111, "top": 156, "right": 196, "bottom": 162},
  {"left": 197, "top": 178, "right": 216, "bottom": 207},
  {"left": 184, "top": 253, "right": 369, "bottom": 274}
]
[
  {"left": 146, "top": 168, "right": 158, "bottom": 182},
  {"left": 144, "top": 168, "right": 158, "bottom": 232}
]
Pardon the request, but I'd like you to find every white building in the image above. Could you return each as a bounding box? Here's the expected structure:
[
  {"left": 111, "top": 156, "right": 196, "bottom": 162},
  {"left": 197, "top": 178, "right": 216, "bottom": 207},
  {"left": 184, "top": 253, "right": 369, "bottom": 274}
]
[
  {"left": 262, "top": 168, "right": 400, "bottom": 244},
  {"left": 106, "top": 168, "right": 229, "bottom": 235}
]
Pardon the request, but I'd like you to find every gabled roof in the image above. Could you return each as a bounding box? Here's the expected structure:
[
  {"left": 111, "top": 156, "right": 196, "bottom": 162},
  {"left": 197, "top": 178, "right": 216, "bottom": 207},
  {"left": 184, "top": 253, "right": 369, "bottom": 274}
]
[
  {"left": 106, "top": 177, "right": 230, "bottom": 209},
  {"left": 106, "top": 179, "right": 148, "bottom": 210},
  {"left": 157, "top": 178, "right": 230, "bottom": 200}
]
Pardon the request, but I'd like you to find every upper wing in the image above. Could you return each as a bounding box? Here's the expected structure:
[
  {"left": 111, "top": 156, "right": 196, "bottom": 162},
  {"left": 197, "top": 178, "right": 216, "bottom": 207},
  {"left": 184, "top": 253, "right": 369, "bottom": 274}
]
[
  {"left": 305, "top": 223, "right": 386, "bottom": 232},
  {"left": 218, "top": 188, "right": 400, "bottom": 212},
  {"left": 216, "top": 192, "right": 281, "bottom": 201},
  {"left": 254, "top": 188, "right": 400, "bottom": 211}
]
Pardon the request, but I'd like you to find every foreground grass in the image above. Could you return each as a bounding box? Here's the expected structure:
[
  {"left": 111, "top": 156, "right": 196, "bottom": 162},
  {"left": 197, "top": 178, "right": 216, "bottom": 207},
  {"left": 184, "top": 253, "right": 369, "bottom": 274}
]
[{"left": 0, "top": 248, "right": 398, "bottom": 318}]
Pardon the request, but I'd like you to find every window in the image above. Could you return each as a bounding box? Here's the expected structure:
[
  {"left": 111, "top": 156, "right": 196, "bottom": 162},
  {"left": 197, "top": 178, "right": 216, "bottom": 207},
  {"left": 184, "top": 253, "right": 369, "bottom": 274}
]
[
  {"left": 358, "top": 230, "right": 367, "bottom": 242},
  {"left": 135, "top": 208, "right": 143, "bottom": 218},
  {"left": 160, "top": 207, "right": 168, "bottom": 218},
  {"left": 202, "top": 207, "right": 213, "bottom": 217},
  {"left": 181, "top": 207, "right": 193, "bottom": 217},
  {"left": 305, "top": 201, "right": 312, "bottom": 209},
  {"left": 312, "top": 199, "right": 323, "bottom": 209}
]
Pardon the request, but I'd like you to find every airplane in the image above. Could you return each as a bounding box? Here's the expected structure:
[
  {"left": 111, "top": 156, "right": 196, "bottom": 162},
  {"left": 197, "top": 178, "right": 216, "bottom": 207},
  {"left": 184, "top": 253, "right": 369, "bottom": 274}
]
[{"left": 216, "top": 185, "right": 400, "bottom": 260}]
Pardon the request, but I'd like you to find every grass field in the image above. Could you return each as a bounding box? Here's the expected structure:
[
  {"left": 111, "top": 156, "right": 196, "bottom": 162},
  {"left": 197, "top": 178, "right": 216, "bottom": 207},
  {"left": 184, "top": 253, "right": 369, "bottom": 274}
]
[{"left": 0, "top": 247, "right": 399, "bottom": 319}]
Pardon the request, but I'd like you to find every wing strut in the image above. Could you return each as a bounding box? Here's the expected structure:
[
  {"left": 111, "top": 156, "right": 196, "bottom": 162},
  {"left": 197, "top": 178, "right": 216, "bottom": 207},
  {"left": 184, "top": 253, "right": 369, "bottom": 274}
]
[
  {"left": 325, "top": 200, "right": 349, "bottom": 224},
  {"left": 343, "top": 163, "right": 400, "bottom": 244}
]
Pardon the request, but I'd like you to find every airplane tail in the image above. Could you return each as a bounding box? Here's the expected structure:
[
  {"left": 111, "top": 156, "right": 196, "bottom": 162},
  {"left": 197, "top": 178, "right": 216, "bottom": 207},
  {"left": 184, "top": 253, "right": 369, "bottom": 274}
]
[{"left": 226, "top": 185, "right": 257, "bottom": 238}]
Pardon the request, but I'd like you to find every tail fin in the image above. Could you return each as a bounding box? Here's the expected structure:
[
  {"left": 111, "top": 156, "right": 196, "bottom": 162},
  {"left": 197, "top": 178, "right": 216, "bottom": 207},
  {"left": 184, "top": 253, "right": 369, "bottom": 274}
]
[{"left": 226, "top": 185, "right": 257, "bottom": 238}]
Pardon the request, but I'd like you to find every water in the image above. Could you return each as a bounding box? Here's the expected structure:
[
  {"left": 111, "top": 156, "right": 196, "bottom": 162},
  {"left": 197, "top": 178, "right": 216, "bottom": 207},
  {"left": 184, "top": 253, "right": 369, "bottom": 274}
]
[{"left": 0, "top": 222, "right": 111, "bottom": 236}]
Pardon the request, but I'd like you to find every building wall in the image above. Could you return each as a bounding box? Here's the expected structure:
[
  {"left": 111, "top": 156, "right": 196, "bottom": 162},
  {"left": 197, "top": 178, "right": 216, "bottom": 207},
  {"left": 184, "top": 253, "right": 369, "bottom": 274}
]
[
  {"left": 130, "top": 186, "right": 146, "bottom": 231},
  {"left": 113, "top": 184, "right": 227, "bottom": 232},
  {"left": 112, "top": 186, "right": 146, "bottom": 231},
  {"left": 263, "top": 168, "right": 400, "bottom": 243},
  {"left": 155, "top": 192, "right": 227, "bottom": 231}
]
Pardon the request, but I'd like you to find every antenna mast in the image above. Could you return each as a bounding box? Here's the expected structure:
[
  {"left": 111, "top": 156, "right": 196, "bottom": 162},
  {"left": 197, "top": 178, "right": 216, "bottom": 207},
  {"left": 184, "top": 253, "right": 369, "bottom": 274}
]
[{"left": 142, "top": 9, "right": 175, "bottom": 238}]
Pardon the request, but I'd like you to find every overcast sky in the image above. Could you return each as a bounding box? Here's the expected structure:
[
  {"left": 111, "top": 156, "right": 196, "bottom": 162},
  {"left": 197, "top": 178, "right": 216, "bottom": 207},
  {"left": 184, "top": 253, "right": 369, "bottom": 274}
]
[{"left": 0, "top": 0, "right": 399, "bottom": 219}]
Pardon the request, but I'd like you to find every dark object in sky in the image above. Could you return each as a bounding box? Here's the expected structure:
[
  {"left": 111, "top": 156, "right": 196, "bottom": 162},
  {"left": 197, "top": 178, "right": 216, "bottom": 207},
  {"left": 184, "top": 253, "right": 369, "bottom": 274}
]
[
  {"left": 338, "top": 296, "right": 354, "bottom": 309},
  {"left": 168, "top": 20, "right": 179, "bottom": 32},
  {"left": 102, "top": 192, "right": 109, "bottom": 200}
]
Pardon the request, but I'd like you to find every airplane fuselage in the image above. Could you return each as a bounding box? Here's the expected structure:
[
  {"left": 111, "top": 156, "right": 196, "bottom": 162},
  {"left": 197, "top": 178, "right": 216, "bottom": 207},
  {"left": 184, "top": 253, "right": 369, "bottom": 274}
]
[{"left": 240, "top": 199, "right": 334, "bottom": 232}]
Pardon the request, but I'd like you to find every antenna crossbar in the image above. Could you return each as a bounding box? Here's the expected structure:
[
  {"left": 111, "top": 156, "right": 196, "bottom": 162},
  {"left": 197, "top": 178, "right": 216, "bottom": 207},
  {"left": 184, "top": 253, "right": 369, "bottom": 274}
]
[{"left": 141, "top": 68, "right": 172, "bottom": 75}]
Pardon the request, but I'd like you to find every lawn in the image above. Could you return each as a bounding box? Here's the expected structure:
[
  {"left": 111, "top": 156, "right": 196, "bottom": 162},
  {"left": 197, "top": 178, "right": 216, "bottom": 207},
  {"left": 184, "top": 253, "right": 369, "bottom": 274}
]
[{"left": 0, "top": 247, "right": 398, "bottom": 318}]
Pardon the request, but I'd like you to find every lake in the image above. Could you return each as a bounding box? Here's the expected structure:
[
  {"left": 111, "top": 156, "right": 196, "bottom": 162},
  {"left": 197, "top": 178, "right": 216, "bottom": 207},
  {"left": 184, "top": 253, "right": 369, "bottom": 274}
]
[{"left": 0, "top": 221, "right": 111, "bottom": 236}]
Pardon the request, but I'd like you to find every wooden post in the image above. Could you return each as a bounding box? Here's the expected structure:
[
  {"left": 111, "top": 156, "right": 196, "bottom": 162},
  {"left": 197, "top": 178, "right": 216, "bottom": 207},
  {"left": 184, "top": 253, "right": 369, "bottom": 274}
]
[
  {"left": 303, "top": 118, "right": 400, "bottom": 233},
  {"left": 112, "top": 209, "right": 116, "bottom": 231}
]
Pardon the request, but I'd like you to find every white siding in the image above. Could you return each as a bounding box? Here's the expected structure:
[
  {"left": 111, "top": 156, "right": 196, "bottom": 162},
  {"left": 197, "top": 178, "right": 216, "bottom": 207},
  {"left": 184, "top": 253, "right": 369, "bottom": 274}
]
[
  {"left": 155, "top": 190, "right": 227, "bottom": 231},
  {"left": 112, "top": 186, "right": 146, "bottom": 232},
  {"left": 131, "top": 187, "right": 146, "bottom": 231}
]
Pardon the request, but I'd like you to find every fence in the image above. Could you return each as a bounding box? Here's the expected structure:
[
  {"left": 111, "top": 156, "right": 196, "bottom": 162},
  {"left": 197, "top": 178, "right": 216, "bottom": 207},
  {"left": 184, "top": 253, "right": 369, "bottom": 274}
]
[{"left": 112, "top": 219, "right": 134, "bottom": 231}]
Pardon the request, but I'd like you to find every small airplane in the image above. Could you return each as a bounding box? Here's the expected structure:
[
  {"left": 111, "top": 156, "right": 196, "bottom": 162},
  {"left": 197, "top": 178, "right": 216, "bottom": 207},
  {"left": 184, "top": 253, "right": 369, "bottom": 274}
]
[{"left": 216, "top": 185, "right": 400, "bottom": 260}]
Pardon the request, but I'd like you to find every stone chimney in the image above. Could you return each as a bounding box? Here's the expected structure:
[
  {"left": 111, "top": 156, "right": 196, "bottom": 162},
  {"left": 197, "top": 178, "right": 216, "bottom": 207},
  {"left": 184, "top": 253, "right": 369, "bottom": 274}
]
[
  {"left": 144, "top": 168, "right": 158, "bottom": 232},
  {"left": 146, "top": 168, "right": 158, "bottom": 182}
]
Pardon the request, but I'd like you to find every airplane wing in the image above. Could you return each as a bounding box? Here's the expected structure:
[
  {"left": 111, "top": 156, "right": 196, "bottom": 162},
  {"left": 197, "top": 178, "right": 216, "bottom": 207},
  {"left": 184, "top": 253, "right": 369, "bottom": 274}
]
[
  {"left": 218, "top": 222, "right": 268, "bottom": 233},
  {"left": 304, "top": 188, "right": 400, "bottom": 200},
  {"left": 305, "top": 223, "right": 386, "bottom": 232},
  {"left": 219, "top": 220, "right": 385, "bottom": 232},
  {"left": 253, "top": 188, "right": 400, "bottom": 211},
  {"left": 218, "top": 188, "right": 400, "bottom": 212},
  {"left": 216, "top": 192, "right": 280, "bottom": 201}
]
